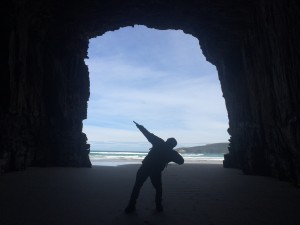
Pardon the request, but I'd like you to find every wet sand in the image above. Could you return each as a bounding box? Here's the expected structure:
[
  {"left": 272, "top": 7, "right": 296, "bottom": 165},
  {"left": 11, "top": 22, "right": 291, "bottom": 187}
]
[{"left": 0, "top": 163, "right": 300, "bottom": 225}]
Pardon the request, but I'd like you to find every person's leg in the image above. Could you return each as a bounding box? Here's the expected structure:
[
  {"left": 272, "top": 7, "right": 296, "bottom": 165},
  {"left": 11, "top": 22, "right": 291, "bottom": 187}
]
[
  {"left": 150, "top": 172, "right": 163, "bottom": 211},
  {"left": 125, "top": 166, "right": 148, "bottom": 213}
]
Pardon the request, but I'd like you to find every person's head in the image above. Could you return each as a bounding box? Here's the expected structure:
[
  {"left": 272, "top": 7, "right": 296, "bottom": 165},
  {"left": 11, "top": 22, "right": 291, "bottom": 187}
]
[{"left": 165, "top": 137, "right": 177, "bottom": 149}]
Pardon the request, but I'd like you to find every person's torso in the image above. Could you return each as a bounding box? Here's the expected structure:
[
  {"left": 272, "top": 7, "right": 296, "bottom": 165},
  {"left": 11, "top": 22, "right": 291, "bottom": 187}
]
[{"left": 142, "top": 142, "right": 174, "bottom": 171}]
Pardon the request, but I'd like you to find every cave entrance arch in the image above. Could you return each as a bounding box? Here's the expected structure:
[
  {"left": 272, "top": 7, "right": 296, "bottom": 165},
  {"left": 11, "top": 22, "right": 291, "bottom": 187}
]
[
  {"left": 83, "top": 25, "right": 229, "bottom": 164},
  {"left": 3, "top": 0, "right": 300, "bottom": 184}
]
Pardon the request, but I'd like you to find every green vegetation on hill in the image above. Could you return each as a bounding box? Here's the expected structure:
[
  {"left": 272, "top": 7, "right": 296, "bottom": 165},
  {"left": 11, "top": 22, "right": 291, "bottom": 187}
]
[{"left": 175, "top": 143, "right": 229, "bottom": 154}]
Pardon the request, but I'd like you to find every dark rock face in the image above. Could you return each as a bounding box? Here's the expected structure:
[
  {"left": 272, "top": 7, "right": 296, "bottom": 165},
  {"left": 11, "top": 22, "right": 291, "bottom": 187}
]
[
  {"left": 1, "top": 0, "right": 300, "bottom": 184},
  {"left": 221, "top": 0, "right": 300, "bottom": 185},
  {"left": 1, "top": 1, "right": 92, "bottom": 171}
]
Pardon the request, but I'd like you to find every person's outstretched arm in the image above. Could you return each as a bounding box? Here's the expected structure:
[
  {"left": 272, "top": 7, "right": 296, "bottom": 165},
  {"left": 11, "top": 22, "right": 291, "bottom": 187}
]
[
  {"left": 170, "top": 151, "right": 184, "bottom": 165},
  {"left": 133, "top": 121, "right": 163, "bottom": 145}
]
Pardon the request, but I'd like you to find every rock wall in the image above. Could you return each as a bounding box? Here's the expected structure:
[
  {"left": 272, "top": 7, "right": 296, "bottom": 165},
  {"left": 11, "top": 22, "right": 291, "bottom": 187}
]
[
  {"left": 1, "top": 0, "right": 300, "bottom": 184},
  {"left": 0, "top": 1, "right": 91, "bottom": 173},
  {"left": 223, "top": 0, "right": 300, "bottom": 185}
]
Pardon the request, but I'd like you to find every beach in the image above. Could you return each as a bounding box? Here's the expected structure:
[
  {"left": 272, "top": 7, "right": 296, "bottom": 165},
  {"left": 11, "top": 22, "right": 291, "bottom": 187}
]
[{"left": 1, "top": 162, "right": 300, "bottom": 225}]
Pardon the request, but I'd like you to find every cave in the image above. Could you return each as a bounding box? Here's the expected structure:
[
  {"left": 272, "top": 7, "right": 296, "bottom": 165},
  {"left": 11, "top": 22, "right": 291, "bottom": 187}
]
[{"left": 1, "top": 0, "right": 300, "bottom": 185}]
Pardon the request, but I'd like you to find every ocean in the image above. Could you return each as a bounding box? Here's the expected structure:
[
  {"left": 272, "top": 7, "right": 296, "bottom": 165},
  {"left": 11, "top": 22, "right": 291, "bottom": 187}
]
[{"left": 89, "top": 151, "right": 224, "bottom": 166}]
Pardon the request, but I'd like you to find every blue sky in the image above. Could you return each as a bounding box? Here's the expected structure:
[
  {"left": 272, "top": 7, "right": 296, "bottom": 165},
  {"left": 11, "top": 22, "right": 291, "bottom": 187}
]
[{"left": 83, "top": 25, "right": 229, "bottom": 151}]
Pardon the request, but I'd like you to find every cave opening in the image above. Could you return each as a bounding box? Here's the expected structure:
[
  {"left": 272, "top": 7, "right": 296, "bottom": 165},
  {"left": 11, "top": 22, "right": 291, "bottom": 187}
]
[
  {"left": 1, "top": 0, "right": 299, "bottom": 185},
  {"left": 83, "top": 25, "right": 229, "bottom": 165}
]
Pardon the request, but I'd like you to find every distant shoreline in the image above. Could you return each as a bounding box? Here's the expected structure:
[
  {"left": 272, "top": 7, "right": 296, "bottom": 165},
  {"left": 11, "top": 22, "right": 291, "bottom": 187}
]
[
  {"left": 90, "top": 151, "right": 224, "bottom": 166},
  {"left": 90, "top": 159, "right": 223, "bottom": 166},
  {"left": 89, "top": 142, "right": 229, "bottom": 153},
  {"left": 175, "top": 142, "right": 229, "bottom": 154},
  {"left": 89, "top": 145, "right": 227, "bottom": 166}
]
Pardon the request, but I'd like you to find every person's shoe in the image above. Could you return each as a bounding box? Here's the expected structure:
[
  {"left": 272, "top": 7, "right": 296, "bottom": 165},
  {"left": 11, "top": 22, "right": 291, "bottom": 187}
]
[
  {"left": 124, "top": 204, "right": 136, "bottom": 214},
  {"left": 156, "top": 204, "right": 163, "bottom": 212}
]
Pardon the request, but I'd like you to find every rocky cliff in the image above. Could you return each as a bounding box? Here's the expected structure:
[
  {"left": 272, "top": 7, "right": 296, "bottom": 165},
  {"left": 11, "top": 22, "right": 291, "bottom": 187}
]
[
  {"left": 1, "top": 0, "right": 300, "bottom": 184},
  {"left": 176, "top": 143, "right": 229, "bottom": 154}
]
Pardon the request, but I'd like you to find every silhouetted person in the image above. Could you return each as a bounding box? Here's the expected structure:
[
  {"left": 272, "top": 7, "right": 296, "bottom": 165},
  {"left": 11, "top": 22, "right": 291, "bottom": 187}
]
[{"left": 125, "top": 121, "right": 184, "bottom": 213}]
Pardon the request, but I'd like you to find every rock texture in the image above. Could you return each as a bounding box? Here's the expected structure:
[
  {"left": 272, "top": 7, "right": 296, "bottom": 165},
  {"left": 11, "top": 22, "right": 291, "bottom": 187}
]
[
  {"left": 1, "top": 0, "right": 300, "bottom": 184},
  {"left": 222, "top": 0, "right": 300, "bottom": 186},
  {"left": 1, "top": 1, "right": 92, "bottom": 171}
]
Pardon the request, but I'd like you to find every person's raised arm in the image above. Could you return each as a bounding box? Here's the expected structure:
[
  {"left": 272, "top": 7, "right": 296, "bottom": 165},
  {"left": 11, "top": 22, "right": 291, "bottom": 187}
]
[{"left": 133, "top": 121, "right": 163, "bottom": 145}]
